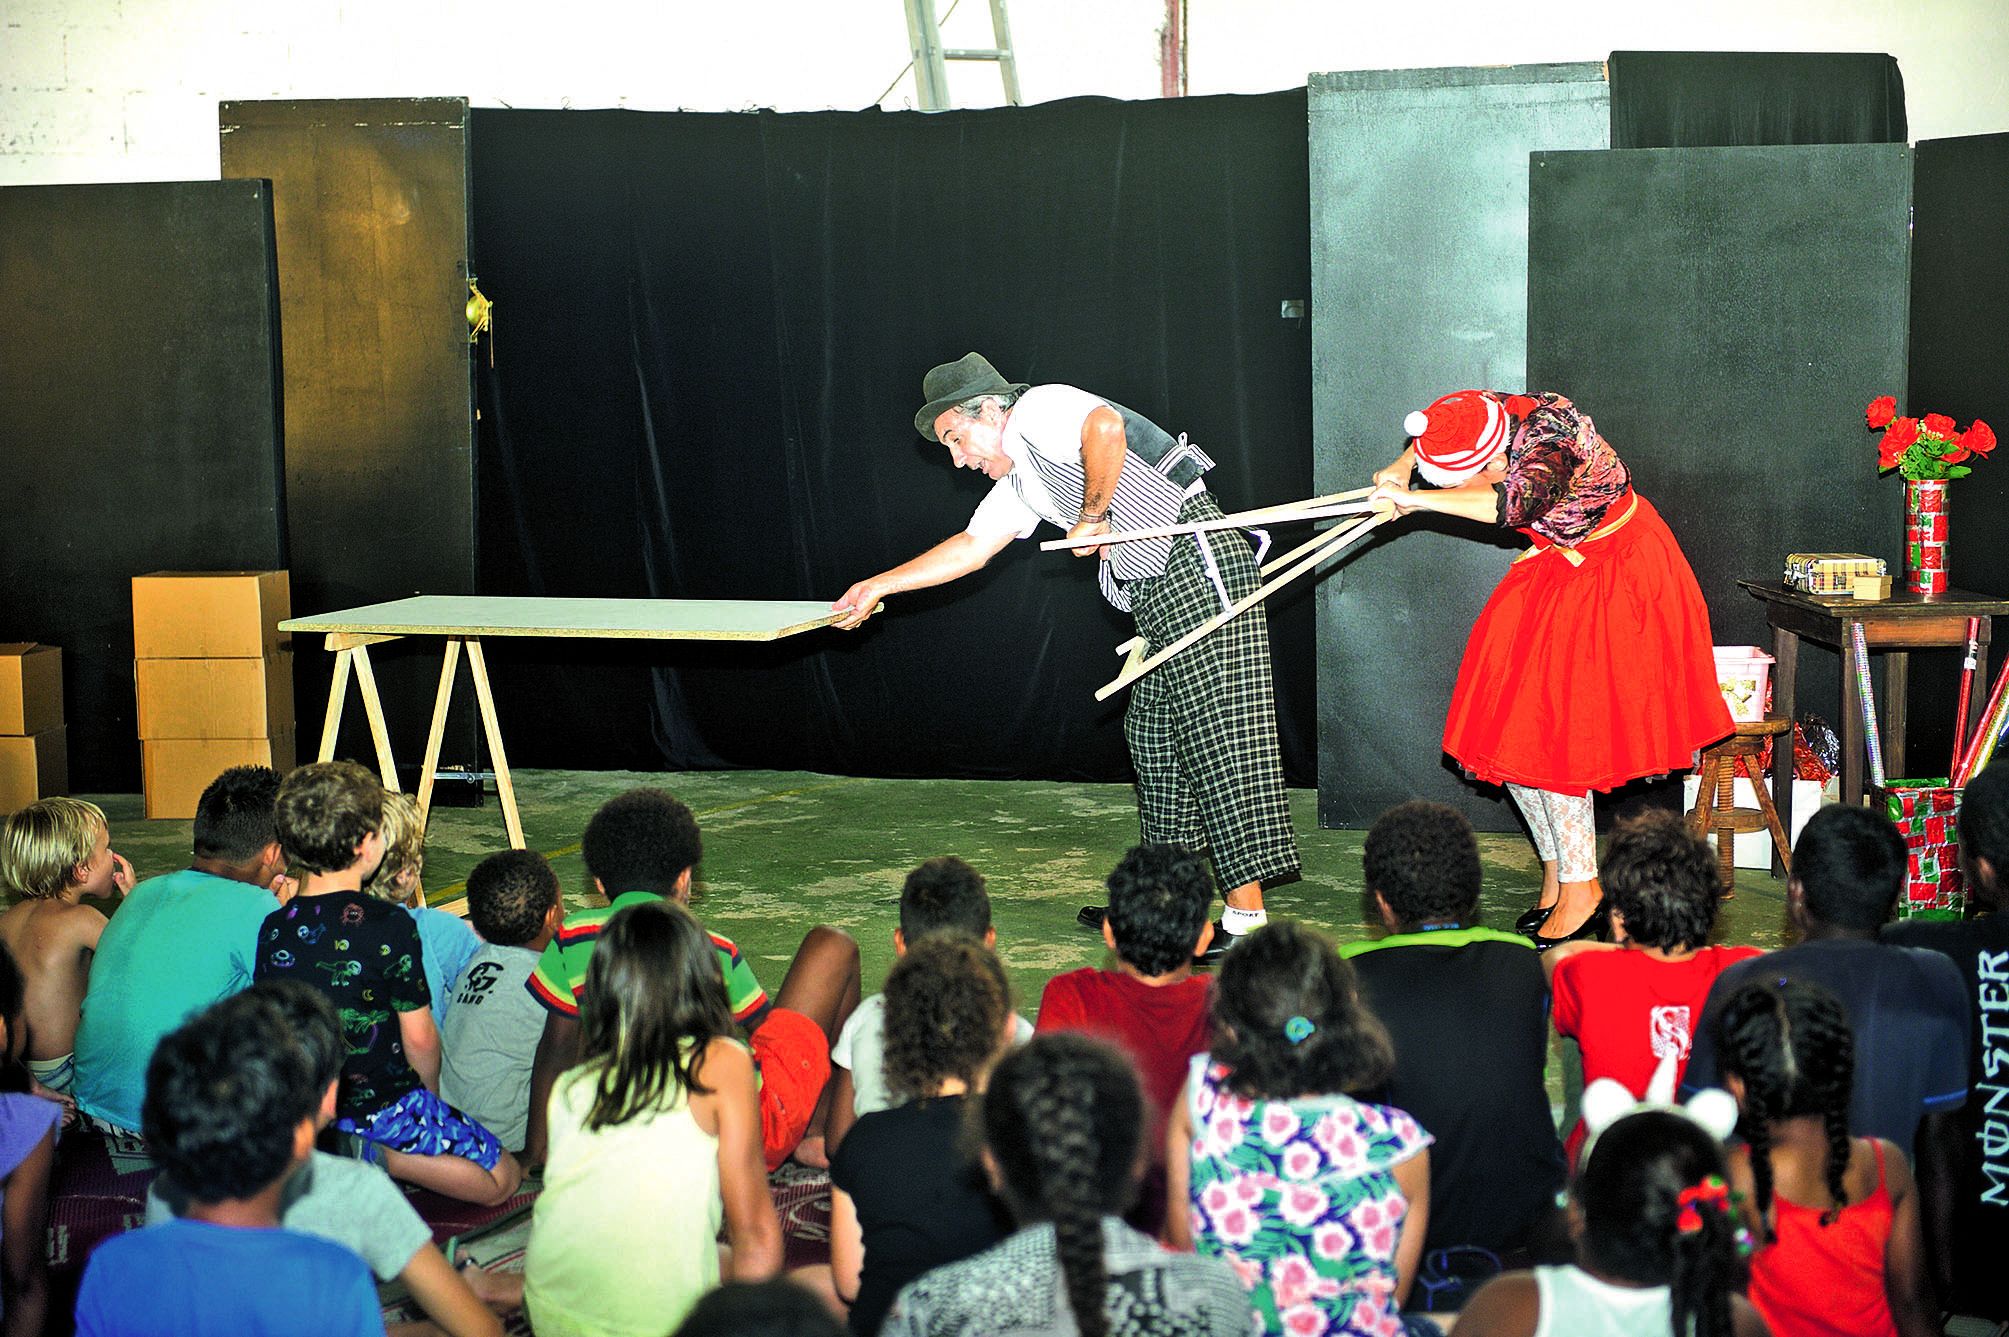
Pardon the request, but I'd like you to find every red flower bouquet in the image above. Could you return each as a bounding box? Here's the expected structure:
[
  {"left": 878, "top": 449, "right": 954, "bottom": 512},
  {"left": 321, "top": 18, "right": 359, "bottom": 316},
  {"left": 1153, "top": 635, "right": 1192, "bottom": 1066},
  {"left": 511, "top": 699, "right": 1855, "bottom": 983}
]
[{"left": 1866, "top": 396, "right": 1994, "bottom": 481}]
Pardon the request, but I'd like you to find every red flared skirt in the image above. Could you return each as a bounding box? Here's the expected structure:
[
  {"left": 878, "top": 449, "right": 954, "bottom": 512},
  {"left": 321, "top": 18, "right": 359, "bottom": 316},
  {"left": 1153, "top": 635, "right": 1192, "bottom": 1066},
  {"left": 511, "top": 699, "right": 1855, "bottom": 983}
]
[{"left": 1443, "top": 494, "right": 1733, "bottom": 793}]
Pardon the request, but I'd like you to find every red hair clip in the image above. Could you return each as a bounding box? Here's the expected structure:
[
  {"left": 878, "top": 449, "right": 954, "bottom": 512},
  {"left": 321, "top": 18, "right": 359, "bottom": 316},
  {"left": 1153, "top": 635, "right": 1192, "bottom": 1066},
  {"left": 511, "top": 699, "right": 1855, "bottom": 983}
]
[{"left": 1674, "top": 1175, "right": 1731, "bottom": 1234}]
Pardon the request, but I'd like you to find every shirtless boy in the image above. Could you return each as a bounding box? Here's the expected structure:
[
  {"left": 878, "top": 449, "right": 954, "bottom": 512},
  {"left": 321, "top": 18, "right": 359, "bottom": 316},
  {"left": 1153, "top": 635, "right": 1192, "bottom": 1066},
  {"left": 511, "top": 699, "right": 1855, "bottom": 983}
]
[{"left": 0, "top": 798, "right": 133, "bottom": 1093}]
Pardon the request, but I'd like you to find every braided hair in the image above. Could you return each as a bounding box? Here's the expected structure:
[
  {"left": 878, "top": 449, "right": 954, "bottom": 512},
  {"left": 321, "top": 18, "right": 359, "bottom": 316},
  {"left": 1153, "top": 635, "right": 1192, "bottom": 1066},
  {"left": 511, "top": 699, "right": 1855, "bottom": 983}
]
[
  {"left": 978, "top": 1033, "right": 1144, "bottom": 1337},
  {"left": 1712, "top": 978, "right": 1855, "bottom": 1233},
  {"left": 1577, "top": 1110, "right": 1742, "bottom": 1337}
]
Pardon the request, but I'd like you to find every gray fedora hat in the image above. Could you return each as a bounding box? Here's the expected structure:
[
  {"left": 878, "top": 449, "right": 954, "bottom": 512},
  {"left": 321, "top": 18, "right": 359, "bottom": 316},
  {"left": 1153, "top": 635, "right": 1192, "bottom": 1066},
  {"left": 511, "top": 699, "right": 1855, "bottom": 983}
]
[{"left": 914, "top": 352, "right": 1030, "bottom": 440}]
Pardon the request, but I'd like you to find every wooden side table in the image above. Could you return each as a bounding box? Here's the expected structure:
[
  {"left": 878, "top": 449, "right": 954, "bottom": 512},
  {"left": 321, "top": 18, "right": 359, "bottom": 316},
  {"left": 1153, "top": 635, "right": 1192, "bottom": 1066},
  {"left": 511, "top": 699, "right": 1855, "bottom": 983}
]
[{"left": 1737, "top": 581, "right": 2009, "bottom": 875}]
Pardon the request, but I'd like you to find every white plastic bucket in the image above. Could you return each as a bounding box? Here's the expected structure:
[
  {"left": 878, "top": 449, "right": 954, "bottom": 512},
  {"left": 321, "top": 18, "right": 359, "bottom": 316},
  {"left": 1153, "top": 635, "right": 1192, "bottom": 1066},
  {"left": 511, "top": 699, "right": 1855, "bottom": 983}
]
[{"left": 1713, "top": 646, "right": 1775, "bottom": 723}]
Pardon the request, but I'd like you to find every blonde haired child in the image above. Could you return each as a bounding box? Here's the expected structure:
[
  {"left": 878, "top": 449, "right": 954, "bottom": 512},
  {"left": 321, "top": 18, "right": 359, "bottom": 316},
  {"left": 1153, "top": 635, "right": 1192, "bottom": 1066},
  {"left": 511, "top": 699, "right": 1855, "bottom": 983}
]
[
  {"left": 0, "top": 798, "right": 132, "bottom": 1093},
  {"left": 362, "top": 790, "right": 478, "bottom": 1027}
]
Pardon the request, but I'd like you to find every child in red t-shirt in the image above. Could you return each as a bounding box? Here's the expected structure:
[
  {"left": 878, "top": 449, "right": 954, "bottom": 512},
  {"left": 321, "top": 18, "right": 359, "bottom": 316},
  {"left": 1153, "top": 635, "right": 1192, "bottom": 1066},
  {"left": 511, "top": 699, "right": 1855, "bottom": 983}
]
[
  {"left": 1547, "top": 811, "right": 1761, "bottom": 1164},
  {"left": 1718, "top": 976, "right": 1938, "bottom": 1337},
  {"left": 1036, "top": 843, "right": 1213, "bottom": 1232}
]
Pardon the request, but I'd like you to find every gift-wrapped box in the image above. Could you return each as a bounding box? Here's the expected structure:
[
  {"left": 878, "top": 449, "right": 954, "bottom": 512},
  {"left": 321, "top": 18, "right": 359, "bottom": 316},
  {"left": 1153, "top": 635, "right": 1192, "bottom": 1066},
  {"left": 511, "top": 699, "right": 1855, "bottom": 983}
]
[
  {"left": 1879, "top": 779, "right": 1963, "bottom": 919},
  {"left": 1784, "top": 553, "right": 1888, "bottom": 595}
]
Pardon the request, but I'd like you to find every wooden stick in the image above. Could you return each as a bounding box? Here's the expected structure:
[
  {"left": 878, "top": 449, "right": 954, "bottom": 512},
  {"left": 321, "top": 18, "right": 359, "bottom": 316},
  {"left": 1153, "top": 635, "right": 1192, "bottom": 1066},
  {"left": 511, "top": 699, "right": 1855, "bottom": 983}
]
[
  {"left": 316, "top": 648, "right": 353, "bottom": 763},
  {"left": 1096, "top": 512, "right": 1391, "bottom": 701},
  {"left": 465, "top": 638, "right": 526, "bottom": 850},
  {"left": 1037, "top": 486, "right": 1375, "bottom": 553},
  {"left": 349, "top": 644, "right": 403, "bottom": 792},
  {"left": 416, "top": 638, "right": 463, "bottom": 826},
  {"left": 1040, "top": 499, "right": 1374, "bottom": 552},
  {"left": 1261, "top": 511, "right": 1377, "bottom": 578}
]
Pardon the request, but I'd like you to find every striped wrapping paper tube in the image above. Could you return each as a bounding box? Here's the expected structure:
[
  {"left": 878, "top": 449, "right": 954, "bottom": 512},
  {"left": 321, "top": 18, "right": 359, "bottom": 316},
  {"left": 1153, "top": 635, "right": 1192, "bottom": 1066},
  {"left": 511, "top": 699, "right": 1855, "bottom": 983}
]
[
  {"left": 1850, "top": 622, "right": 1887, "bottom": 788},
  {"left": 1954, "top": 653, "right": 2009, "bottom": 786}
]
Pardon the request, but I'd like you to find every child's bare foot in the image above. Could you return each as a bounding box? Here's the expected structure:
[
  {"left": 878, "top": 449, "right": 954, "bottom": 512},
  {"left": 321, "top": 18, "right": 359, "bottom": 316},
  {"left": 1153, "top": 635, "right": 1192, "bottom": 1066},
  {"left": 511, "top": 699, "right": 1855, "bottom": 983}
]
[{"left": 791, "top": 1134, "right": 829, "bottom": 1170}]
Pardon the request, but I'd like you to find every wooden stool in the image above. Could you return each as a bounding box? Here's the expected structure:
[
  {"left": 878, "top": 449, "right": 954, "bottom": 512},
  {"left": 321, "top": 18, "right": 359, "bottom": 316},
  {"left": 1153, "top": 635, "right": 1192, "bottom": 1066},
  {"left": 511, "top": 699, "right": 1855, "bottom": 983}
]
[{"left": 1687, "top": 717, "right": 1794, "bottom": 894}]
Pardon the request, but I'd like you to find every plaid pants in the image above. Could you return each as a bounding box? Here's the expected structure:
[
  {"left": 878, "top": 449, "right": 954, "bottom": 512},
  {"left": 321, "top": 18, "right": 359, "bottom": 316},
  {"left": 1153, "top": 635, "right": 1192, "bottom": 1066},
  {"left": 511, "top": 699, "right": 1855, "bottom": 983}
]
[{"left": 1123, "top": 494, "right": 1300, "bottom": 892}]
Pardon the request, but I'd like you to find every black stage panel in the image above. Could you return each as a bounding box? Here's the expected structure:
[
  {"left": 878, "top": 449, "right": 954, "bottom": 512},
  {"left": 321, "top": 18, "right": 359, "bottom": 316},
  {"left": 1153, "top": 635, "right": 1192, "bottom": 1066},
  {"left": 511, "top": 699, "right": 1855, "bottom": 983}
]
[
  {"left": 471, "top": 94, "right": 1316, "bottom": 785},
  {"left": 220, "top": 98, "right": 478, "bottom": 774},
  {"left": 1905, "top": 134, "right": 2009, "bottom": 775},
  {"left": 0, "top": 181, "right": 286, "bottom": 790},
  {"left": 1527, "top": 144, "right": 1912, "bottom": 801},
  {"left": 1608, "top": 51, "right": 1907, "bottom": 149},
  {"left": 1308, "top": 64, "right": 1609, "bottom": 830}
]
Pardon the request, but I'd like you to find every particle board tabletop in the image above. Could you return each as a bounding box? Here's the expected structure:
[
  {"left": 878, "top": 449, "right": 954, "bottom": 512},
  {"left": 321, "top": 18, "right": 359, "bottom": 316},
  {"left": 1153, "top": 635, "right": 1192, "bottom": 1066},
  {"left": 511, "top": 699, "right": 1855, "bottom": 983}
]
[{"left": 280, "top": 595, "right": 855, "bottom": 642}]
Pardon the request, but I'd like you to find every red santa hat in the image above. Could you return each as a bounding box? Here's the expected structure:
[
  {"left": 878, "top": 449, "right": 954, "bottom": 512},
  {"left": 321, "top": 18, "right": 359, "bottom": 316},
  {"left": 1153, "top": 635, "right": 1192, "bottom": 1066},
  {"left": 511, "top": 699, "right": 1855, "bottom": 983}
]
[{"left": 1405, "top": 391, "right": 1509, "bottom": 485}]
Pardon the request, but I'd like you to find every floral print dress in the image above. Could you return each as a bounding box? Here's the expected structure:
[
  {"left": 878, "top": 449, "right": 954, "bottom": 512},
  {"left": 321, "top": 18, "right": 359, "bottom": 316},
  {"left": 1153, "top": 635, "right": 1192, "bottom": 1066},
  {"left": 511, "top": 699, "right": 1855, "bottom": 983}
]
[{"left": 1184, "top": 1055, "right": 1432, "bottom": 1336}]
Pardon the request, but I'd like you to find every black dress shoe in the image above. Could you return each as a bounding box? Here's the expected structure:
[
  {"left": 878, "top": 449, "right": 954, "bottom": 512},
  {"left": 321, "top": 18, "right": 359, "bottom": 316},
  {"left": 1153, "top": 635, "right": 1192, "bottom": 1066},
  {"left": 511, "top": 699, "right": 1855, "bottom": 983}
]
[
  {"left": 1077, "top": 905, "right": 1107, "bottom": 930},
  {"left": 1531, "top": 898, "right": 1609, "bottom": 953},
  {"left": 1514, "top": 901, "right": 1559, "bottom": 936},
  {"left": 1194, "top": 922, "right": 1232, "bottom": 966}
]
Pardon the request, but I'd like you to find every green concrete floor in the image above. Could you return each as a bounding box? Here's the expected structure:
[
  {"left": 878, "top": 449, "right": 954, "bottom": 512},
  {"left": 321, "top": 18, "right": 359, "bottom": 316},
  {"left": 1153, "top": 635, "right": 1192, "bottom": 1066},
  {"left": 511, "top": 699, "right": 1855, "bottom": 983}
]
[{"left": 71, "top": 768, "right": 1796, "bottom": 1125}]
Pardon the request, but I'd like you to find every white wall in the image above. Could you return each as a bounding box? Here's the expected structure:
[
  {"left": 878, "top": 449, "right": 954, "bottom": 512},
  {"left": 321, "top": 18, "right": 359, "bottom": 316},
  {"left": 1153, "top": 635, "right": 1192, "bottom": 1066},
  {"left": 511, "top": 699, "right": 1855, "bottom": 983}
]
[{"left": 2, "top": 0, "right": 2004, "bottom": 187}]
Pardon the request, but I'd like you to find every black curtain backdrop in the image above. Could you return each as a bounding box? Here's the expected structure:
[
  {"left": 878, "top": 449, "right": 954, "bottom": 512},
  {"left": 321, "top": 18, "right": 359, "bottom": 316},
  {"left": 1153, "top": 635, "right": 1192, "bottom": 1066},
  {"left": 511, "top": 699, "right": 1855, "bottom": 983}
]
[
  {"left": 1608, "top": 52, "right": 1907, "bottom": 148},
  {"left": 469, "top": 93, "right": 1315, "bottom": 784},
  {"left": 0, "top": 181, "right": 287, "bottom": 790}
]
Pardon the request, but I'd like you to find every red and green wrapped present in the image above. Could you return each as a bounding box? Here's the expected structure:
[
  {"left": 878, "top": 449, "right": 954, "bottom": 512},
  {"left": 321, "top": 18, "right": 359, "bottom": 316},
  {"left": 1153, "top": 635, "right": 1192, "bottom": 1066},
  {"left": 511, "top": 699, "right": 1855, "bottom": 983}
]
[{"left": 1879, "top": 779, "right": 1963, "bottom": 920}]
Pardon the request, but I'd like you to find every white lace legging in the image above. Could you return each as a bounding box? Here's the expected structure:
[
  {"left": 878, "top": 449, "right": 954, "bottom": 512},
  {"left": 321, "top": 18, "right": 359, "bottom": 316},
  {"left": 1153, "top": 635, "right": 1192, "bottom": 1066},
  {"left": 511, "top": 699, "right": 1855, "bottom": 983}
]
[{"left": 1506, "top": 784, "right": 1598, "bottom": 882}]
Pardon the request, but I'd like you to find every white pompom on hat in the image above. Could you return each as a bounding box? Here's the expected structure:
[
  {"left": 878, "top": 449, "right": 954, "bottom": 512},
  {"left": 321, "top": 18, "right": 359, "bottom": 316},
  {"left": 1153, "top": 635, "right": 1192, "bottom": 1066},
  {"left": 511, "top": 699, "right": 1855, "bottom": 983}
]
[{"left": 1406, "top": 390, "right": 1509, "bottom": 486}]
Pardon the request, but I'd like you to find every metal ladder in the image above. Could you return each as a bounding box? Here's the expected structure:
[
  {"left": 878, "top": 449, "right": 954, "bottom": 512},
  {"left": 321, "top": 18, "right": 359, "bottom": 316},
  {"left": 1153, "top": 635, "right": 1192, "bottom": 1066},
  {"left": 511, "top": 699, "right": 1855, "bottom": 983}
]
[{"left": 901, "top": 0, "right": 1021, "bottom": 110}]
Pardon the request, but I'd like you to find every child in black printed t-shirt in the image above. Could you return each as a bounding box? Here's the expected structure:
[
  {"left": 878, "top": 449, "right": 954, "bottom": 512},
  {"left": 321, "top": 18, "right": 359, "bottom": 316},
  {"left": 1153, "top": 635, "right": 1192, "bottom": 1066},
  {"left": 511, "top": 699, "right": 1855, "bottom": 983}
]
[{"left": 254, "top": 761, "right": 522, "bottom": 1207}]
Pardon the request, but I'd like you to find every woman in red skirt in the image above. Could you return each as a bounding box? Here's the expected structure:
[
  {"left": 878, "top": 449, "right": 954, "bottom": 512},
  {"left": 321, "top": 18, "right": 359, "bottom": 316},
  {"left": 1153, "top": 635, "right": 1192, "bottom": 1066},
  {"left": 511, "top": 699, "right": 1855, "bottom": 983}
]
[{"left": 1369, "top": 391, "right": 1732, "bottom": 948}]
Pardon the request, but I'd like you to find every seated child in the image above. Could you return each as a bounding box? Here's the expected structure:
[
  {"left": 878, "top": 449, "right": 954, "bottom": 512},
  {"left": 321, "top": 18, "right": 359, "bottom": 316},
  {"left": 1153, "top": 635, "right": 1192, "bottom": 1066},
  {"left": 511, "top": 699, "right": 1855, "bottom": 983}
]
[
  {"left": 441, "top": 849, "right": 563, "bottom": 1153},
  {"left": 253, "top": 761, "right": 521, "bottom": 1206},
  {"left": 0, "top": 941, "right": 59, "bottom": 1336},
  {"left": 363, "top": 791, "right": 479, "bottom": 1029},
  {"left": 74, "top": 990, "right": 385, "bottom": 1336},
  {"left": 1716, "top": 978, "right": 1937, "bottom": 1337},
  {"left": 146, "top": 979, "right": 508, "bottom": 1337},
  {"left": 827, "top": 855, "right": 1031, "bottom": 1152},
  {"left": 884, "top": 1033, "right": 1252, "bottom": 1336},
  {"left": 525, "top": 899, "right": 782, "bottom": 1336},
  {"left": 1344, "top": 799, "right": 1563, "bottom": 1261},
  {"left": 0, "top": 797, "right": 132, "bottom": 1094},
  {"left": 1548, "top": 811, "right": 1762, "bottom": 1164},
  {"left": 1456, "top": 1107, "right": 1766, "bottom": 1337},
  {"left": 829, "top": 935, "right": 1015, "bottom": 1335},
  {"left": 75, "top": 765, "right": 288, "bottom": 1133},
  {"left": 1037, "top": 842, "right": 1214, "bottom": 1232},
  {"left": 523, "top": 787, "right": 859, "bottom": 1173},
  {"left": 1168, "top": 921, "right": 1433, "bottom": 1335},
  {"left": 674, "top": 1280, "right": 845, "bottom": 1337}
]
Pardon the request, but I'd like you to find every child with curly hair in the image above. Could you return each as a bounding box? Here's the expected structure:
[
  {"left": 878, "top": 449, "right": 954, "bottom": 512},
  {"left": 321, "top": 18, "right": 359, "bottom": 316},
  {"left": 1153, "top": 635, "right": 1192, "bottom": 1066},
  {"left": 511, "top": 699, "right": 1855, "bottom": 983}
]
[
  {"left": 1714, "top": 977, "right": 1936, "bottom": 1337},
  {"left": 828, "top": 935, "right": 1014, "bottom": 1335},
  {"left": 1168, "top": 920, "right": 1436, "bottom": 1336},
  {"left": 1547, "top": 812, "right": 1761, "bottom": 1164}
]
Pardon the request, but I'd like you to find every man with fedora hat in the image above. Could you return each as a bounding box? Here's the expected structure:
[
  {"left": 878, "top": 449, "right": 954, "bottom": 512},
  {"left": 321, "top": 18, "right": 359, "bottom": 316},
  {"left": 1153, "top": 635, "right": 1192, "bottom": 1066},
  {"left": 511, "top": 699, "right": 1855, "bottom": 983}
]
[{"left": 834, "top": 353, "right": 1300, "bottom": 950}]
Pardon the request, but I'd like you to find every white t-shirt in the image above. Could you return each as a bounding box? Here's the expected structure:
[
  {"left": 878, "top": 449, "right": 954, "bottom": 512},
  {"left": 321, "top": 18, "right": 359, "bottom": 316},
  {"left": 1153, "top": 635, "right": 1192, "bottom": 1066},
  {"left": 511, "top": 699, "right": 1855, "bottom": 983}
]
[
  {"left": 833, "top": 992, "right": 1035, "bottom": 1118},
  {"left": 963, "top": 384, "right": 1113, "bottom": 541}
]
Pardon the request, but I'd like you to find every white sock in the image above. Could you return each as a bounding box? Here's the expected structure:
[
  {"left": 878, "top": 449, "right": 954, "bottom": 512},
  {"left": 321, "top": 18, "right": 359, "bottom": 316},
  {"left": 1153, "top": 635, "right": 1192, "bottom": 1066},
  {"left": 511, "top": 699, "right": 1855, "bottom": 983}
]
[{"left": 1220, "top": 905, "right": 1269, "bottom": 937}]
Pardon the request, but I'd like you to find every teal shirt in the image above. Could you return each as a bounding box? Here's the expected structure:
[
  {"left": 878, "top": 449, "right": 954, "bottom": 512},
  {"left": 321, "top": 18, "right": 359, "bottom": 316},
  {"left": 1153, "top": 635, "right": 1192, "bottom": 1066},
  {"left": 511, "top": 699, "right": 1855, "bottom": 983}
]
[{"left": 74, "top": 868, "right": 277, "bottom": 1131}]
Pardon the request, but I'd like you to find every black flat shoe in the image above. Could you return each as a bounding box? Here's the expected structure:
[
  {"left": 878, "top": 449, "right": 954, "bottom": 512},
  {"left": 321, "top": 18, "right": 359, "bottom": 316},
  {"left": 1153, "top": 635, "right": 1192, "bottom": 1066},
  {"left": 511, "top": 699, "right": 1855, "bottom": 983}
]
[
  {"left": 1514, "top": 901, "right": 1559, "bottom": 936},
  {"left": 1077, "top": 905, "right": 1107, "bottom": 930},
  {"left": 1531, "top": 898, "right": 1608, "bottom": 953}
]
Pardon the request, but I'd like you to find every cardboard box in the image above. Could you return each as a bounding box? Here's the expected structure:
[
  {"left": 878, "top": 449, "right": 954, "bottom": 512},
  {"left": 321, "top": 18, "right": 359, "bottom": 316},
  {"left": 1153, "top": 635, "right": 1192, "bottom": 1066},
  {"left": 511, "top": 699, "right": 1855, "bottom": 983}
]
[
  {"left": 0, "top": 728, "right": 67, "bottom": 814},
  {"left": 142, "top": 729, "right": 297, "bottom": 820},
  {"left": 0, "top": 644, "right": 63, "bottom": 736},
  {"left": 134, "top": 654, "right": 293, "bottom": 740},
  {"left": 131, "top": 572, "right": 290, "bottom": 659},
  {"left": 1783, "top": 553, "right": 1887, "bottom": 595}
]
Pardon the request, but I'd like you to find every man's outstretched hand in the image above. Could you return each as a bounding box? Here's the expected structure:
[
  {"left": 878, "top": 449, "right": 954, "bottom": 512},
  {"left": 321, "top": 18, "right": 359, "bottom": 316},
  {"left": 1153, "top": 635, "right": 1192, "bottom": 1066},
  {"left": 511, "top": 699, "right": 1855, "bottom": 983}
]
[{"left": 832, "top": 579, "right": 888, "bottom": 630}]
